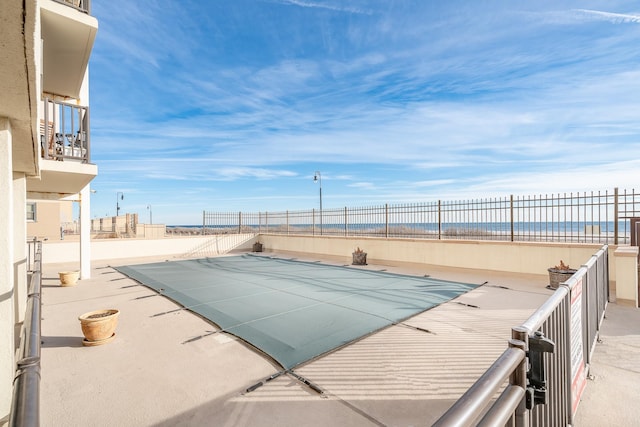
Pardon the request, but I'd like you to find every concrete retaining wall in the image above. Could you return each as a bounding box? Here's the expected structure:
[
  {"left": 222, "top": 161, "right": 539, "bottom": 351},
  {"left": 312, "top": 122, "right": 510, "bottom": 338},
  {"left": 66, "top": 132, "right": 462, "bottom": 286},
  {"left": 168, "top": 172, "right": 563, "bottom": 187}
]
[
  {"left": 260, "top": 234, "right": 601, "bottom": 274},
  {"left": 135, "top": 224, "right": 166, "bottom": 239},
  {"left": 42, "top": 233, "right": 256, "bottom": 262}
]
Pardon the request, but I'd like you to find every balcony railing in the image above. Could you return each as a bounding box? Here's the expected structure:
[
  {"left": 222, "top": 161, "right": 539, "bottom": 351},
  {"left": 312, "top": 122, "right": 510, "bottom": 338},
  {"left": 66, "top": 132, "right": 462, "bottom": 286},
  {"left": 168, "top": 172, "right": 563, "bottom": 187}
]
[
  {"left": 40, "top": 98, "right": 91, "bottom": 163},
  {"left": 52, "top": 0, "right": 91, "bottom": 14}
]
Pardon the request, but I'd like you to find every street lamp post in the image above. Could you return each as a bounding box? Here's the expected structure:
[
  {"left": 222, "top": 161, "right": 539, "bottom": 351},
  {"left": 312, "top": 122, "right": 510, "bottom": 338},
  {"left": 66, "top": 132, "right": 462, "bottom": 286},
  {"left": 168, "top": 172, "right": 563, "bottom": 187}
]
[
  {"left": 116, "top": 192, "right": 124, "bottom": 216},
  {"left": 147, "top": 205, "right": 152, "bottom": 224},
  {"left": 313, "top": 171, "right": 323, "bottom": 235}
]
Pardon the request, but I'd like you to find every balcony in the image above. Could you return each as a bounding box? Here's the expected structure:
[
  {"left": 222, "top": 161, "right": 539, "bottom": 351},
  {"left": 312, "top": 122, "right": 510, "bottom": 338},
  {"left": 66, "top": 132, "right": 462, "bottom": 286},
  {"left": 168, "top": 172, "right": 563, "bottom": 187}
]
[
  {"left": 52, "top": 0, "right": 91, "bottom": 14},
  {"left": 41, "top": 98, "right": 91, "bottom": 163},
  {"left": 40, "top": 0, "right": 98, "bottom": 99},
  {"left": 26, "top": 98, "right": 97, "bottom": 198}
]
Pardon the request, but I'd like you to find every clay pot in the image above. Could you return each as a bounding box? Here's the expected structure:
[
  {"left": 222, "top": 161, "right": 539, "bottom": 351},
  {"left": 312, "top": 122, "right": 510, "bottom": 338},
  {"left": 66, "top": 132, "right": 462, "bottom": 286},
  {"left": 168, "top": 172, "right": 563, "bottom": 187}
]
[
  {"left": 59, "top": 271, "right": 80, "bottom": 286},
  {"left": 78, "top": 309, "right": 120, "bottom": 346}
]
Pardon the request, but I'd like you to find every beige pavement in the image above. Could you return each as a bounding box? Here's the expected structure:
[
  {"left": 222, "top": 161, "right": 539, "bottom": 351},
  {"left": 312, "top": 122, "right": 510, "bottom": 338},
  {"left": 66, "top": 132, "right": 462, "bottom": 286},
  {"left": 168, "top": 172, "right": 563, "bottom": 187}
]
[
  {"left": 573, "top": 303, "right": 640, "bottom": 427},
  {"left": 38, "top": 252, "right": 639, "bottom": 426}
]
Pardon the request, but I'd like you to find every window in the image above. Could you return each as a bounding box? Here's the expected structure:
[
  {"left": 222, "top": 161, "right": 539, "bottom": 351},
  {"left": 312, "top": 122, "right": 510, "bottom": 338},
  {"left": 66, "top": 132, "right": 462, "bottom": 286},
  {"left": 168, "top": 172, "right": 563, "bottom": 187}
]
[{"left": 27, "top": 202, "right": 37, "bottom": 222}]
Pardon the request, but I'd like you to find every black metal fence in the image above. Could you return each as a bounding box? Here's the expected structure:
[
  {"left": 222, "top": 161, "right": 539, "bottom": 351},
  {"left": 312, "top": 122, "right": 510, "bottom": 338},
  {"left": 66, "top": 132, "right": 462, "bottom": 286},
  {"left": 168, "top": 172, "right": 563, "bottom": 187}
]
[{"left": 203, "top": 188, "right": 640, "bottom": 245}]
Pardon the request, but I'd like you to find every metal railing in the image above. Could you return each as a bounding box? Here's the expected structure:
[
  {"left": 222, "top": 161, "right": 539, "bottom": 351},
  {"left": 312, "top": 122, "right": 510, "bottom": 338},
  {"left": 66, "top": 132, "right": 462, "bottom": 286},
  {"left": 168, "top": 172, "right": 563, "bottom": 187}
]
[
  {"left": 26, "top": 238, "right": 40, "bottom": 273},
  {"left": 10, "top": 240, "right": 43, "bottom": 427},
  {"left": 433, "top": 245, "right": 609, "bottom": 426},
  {"left": 203, "top": 188, "right": 640, "bottom": 244},
  {"left": 41, "top": 98, "right": 91, "bottom": 163},
  {"left": 52, "top": 0, "right": 91, "bottom": 14}
]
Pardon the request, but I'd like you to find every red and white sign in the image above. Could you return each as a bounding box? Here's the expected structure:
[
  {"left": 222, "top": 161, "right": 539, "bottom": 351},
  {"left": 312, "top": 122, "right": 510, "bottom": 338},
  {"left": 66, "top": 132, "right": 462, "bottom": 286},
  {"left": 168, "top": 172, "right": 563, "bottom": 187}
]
[{"left": 570, "top": 278, "right": 587, "bottom": 415}]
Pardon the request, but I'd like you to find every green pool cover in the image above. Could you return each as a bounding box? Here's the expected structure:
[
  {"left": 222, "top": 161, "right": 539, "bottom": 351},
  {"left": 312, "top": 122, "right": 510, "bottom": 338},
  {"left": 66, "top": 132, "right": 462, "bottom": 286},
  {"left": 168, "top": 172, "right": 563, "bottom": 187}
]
[{"left": 117, "top": 255, "right": 479, "bottom": 369}]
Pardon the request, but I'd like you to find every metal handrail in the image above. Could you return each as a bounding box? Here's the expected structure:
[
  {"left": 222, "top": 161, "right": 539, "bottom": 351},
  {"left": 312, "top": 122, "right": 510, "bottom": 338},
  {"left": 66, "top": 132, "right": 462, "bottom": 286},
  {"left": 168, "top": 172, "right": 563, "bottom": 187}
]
[
  {"left": 9, "top": 241, "right": 43, "bottom": 427},
  {"left": 432, "top": 345, "right": 526, "bottom": 427},
  {"left": 433, "top": 244, "right": 609, "bottom": 426}
]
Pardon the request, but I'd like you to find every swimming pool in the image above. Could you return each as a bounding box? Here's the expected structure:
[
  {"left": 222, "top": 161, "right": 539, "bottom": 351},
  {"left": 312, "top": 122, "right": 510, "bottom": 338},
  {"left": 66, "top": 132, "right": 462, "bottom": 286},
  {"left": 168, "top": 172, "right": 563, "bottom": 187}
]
[{"left": 117, "top": 254, "right": 479, "bottom": 369}]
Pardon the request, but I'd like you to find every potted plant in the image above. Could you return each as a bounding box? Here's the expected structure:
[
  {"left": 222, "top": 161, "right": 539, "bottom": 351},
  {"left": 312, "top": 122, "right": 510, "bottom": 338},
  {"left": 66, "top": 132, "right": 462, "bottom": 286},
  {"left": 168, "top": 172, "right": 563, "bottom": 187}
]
[
  {"left": 252, "top": 241, "right": 263, "bottom": 252},
  {"left": 59, "top": 270, "right": 80, "bottom": 287},
  {"left": 547, "top": 260, "right": 577, "bottom": 290},
  {"left": 78, "top": 309, "right": 120, "bottom": 346},
  {"left": 352, "top": 247, "right": 367, "bottom": 265}
]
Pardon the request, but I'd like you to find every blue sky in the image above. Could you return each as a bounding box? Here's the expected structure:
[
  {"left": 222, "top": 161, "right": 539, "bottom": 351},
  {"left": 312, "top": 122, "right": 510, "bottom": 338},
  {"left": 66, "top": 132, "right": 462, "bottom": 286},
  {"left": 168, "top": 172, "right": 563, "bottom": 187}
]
[{"left": 88, "top": 1, "right": 640, "bottom": 225}]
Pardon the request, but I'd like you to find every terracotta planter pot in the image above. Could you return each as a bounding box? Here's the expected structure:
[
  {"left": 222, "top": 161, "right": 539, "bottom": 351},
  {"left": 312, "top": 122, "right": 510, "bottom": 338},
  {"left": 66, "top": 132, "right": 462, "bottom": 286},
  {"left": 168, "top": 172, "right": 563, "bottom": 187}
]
[
  {"left": 78, "top": 309, "right": 120, "bottom": 346},
  {"left": 59, "top": 271, "right": 80, "bottom": 287}
]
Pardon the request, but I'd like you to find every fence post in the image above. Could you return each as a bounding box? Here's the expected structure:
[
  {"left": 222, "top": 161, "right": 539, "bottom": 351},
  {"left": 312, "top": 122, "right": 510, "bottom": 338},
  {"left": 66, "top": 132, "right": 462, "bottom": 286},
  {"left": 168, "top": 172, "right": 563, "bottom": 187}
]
[
  {"left": 312, "top": 208, "right": 316, "bottom": 236},
  {"left": 438, "top": 200, "right": 442, "bottom": 240},
  {"left": 238, "top": 211, "right": 242, "bottom": 234},
  {"left": 385, "top": 204, "right": 389, "bottom": 238},
  {"left": 614, "top": 187, "right": 619, "bottom": 245},
  {"left": 202, "top": 211, "right": 205, "bottom": 235},
  {"left": 345, "top": 207, "right": 348, "bottom": 236},
  {"left": 265, "top": 211, "right": 269, "bottom": 234},
  {"left": 510, "top": 195, "right": 515, "bottom": 242},
  {"left": 511, "top": 327, "right": 529, "bottom": 427}
]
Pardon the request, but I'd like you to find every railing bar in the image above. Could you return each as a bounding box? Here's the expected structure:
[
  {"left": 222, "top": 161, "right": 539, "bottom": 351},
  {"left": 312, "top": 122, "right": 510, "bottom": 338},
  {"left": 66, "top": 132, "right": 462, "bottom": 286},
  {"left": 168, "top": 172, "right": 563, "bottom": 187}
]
[
  {"left": 521, "top": 284, "right": 570, "bottom": 332},
  {"left": 432, "top": 347, "right": 525, "bottom": 427},
  {"left": 477, "top": 385, "right": 525, "bottom": 427},
  {"left": 10, "top": 241, "right": 42, "bottom": 427}
]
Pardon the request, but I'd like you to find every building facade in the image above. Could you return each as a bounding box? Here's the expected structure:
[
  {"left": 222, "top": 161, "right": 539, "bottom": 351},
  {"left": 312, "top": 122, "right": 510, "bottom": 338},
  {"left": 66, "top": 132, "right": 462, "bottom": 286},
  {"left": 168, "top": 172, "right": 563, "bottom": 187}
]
[
  {"left": 27, "top": 200, "right": 75, "bottom": 240},
  {"left": 0, "top": 0, "right": 98, "bottom": 419}
]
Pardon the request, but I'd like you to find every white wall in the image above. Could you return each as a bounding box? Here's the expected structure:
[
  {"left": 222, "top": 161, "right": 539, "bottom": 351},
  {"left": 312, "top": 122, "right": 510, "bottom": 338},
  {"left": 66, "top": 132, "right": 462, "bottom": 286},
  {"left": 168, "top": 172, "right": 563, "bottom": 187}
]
[
  {"left": 135, "top": 224, "right": 166, "bottom": 239},
  {"left": 0, "top": 118, "right": 15, "bottom": 418},
  {"left": 13, "top": 173, "right": 27, "bottom": 323},
  {"left": 42, "top": 234, "right": 257, "bottom": 263},
  {"left": 261, "top": 234, "right": 604, "bottom": 275},
  {"left": 614, "top": 246, "right": 639, "bottom": 305}
]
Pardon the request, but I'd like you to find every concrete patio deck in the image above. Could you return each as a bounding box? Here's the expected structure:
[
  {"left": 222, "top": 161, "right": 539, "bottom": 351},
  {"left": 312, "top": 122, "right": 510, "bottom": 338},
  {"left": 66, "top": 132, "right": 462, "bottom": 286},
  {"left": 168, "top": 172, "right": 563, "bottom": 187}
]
[{"left": 38, "top": 252, "right": 640, "bottom": 426}]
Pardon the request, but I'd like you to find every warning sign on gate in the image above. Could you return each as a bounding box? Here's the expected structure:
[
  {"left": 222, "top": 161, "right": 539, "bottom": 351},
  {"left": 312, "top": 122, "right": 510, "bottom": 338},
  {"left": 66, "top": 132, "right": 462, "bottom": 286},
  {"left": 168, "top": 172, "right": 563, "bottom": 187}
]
[{"left": 570, "top": 278, "right": 587, "bottom": 415}]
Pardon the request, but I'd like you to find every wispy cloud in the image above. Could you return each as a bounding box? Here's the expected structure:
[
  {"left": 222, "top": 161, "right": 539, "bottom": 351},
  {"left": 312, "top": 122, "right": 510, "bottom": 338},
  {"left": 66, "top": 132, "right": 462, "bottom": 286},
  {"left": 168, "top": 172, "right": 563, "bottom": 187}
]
[
  {"left": 273, "top": 0, "right": 372, "bottom": 15},
  {"left": 572, "top": 9, "right": 640, "bottom": 24}
]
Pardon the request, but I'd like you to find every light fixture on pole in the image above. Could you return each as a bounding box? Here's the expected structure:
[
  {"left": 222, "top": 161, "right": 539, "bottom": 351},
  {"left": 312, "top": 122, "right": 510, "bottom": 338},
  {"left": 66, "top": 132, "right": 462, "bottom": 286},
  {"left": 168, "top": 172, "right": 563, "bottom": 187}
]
[
  {"left": 313, "top": 171, "right": 323, "bottom": 235},
  {"left": 116, "top": 192, "right": 124, "bottom": 216},
  {"left": 147, "top": 204, "right": 152, "bottom": 224}
]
